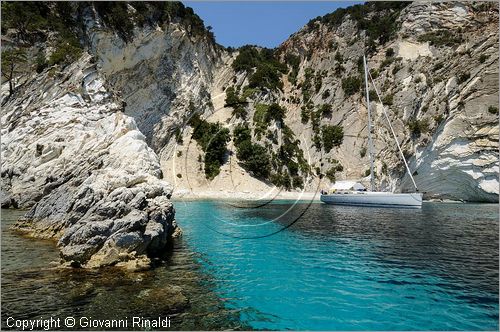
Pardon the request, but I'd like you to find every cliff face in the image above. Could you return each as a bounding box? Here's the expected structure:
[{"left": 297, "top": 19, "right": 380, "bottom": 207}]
[
  {"left": 1, "top": 51, "right": 179, "bottom": 268},
  {"left": 84, "top": 6, "right": 220, "bottom": 151},
  {"left": 1, "top": 1, "right": 498, "bottom": 267},
  {"left": 163, "top": 1, "right": 498, "bottom": 202},
  {"left": 273, "top": 2, "right": 499, "bottom": 201}
]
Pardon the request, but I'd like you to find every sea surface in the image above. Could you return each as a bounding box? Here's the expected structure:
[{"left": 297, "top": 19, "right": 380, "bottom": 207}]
[
  {"left": 2, "top": 201, "right": 499, "bottom": 330},
  {"left": 173, "top": 200, "right": 499, "bottom": 330}
]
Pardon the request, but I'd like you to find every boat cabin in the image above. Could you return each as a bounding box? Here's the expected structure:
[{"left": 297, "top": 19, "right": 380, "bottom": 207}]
[{"left": 323, "top": 181, "right": 366, "bottom": 194}]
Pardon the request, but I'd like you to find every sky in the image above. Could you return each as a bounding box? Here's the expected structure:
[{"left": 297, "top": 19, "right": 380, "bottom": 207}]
[{"left": 183, "top": 1, "right": 364, "bottom": 48}]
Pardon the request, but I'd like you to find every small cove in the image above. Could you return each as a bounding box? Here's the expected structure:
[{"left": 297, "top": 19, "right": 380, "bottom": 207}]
[{"left": 174, "top": 200, "right": 499, "bottom": 330}]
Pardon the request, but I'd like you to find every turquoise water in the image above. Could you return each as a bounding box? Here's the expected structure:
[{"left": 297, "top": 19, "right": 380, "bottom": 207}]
[
  {"left": 1, "top": 209, "right": 246, "bottom": 330},
  {"left": 174, "top": 200, "right": 499, "bottom": 330}
]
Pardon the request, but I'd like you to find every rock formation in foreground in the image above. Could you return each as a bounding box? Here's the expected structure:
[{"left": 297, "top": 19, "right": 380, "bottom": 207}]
[{"left": 1, "top": 52, "right": 179, "bottom": 269}]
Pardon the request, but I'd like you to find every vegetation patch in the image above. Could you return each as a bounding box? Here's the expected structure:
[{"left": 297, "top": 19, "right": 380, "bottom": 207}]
[
  {"left": 189, "top": 113, "right": 230, "bottom": 180},
  {"left": 248, "top": 62, "right": 286, "bottom": 91},
  {"left": 300, "top": 102, "right": 314, "bottom": 124},
  {"left": 325, "top": 160, "right": 344, "bottom": 182},
  {"left": 322, "top": 125, "right": 344, "bottom": 152},
  {"left": 1, "top": 48, "right": 27, "bottom": 96},
  {"left": 301, "top": 68, "right": 315, "bottom": 102},
  {"left": 284, "top": 53, "right": 301, "bottom": 85},
  {"left": 417, "top": 29, "right": 463, "bottom": 47},
  {"left": 253, "top": 103, "right": 285, "bottom": 139},
  {"left": 407, "top": 118, "right": 429, "bottom": 137},
  {"left": 234, "top": 118, "right": 309, "bottom": 189},
  {"left": 307, "top": 2, "right": 409, "bottom": 52},
  {"left": 233, "top": 46, "right": 287, "bottom": 91},
  {"left": 233, "top": 124, "right": 271, "bottom": 179},
  {"left": 341, "top": 76, "right": 362, "bottom": 96},
  {"left": 48, "top": 34, "right": 83, "bottom": 67},
  {"left": 488, "top": 106, "right": 498, "bottom": 114},
  {"left": 457, "top": 72, "right": 471, "bottom": 84},
  {"left": 225, "top": 86, "right": 248, "bottom": 119},
  {"left": 360, "top": 147, "right": 367, "bottom": 158},
  {"left": 318, "top": 104, "right": 333, "bottom": 117},
  {"left": 382, "top": 94, "right": 394, "bottom": 106},
  {"left": 479, "top": 54, "right": 489, "bottom": 64}
]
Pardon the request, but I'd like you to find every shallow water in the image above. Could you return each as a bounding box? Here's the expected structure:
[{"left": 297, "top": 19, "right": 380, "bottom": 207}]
[
  {"left": 173, "top": 200, "right": 499, "bottom": 330},
  {"left": 1, "top": 209, "right": 245, "bottom": 331}
]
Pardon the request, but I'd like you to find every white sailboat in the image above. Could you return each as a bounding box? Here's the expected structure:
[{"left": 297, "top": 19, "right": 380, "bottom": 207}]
[{"left": 320, "top": 55, "right": 423, "bottom": 208}]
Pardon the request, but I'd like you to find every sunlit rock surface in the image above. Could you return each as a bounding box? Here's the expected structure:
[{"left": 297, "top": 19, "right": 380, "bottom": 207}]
[{"left": 1, "top": 54, "right": 178, "bottom": 267}]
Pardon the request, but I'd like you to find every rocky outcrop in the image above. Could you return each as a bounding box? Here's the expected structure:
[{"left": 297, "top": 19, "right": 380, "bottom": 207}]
[{"left": 1, "top": 53, "right": 179, "bottom": 268}]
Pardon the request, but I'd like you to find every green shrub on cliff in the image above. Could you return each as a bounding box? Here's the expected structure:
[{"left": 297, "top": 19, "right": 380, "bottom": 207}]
[
  {"left": 188, "top": 113, "right": 230, "bottom": 180},
  {"left": 382, "top": 94, "right": 394, "bottom": 106},
  {"left": 457, "top": 71, "right": 471, "bottom": 84},
  {"left": 224, "top": 87, "right": 249, "bottom": 119},
  {"left": 479, "top": 54, "right": 489, "bottom": 63},
  {"left": 488, "top": 106, "right": 498, "bottom": 114},
  {"left": 322, "top": 125, "right": 344, "bottom": 152},
  {"left": 318, "top": 104, "right": 333, "bottom": 117},
  {"left": 342, "top": 76, "right": 362, "bottom": 96},
  {"left": 417, "top": 29, "right": 463, "bottom": 47},
  {"left": 48, "top": 33, "right": 83, "bottom": 66},
  {"left": 285, "top": 53, "right": 301, "bottom": 84},
  {"left": 325, "top": 161, "right": 343, "bottom": 182},
  {"left": 248, "top": 62, "right": 285, "bottom": 91},
  {"left": 1, "top": 2, "right": 44, "bottom": 34},
  {"left": 306, "top": 2, "right": 409, "bottom": 51},
  {"left": 232, "top": 46, "right": 287, "bottom": 91},
  {"left": 94, "top": 2, "right": 135, "bottom": 41},
  {"left": 2, "top": 2, "right": 83, "bottom": 68},
  {"left": 407, "top": 118, "right": 429, "bottom": 137},
  {"left": 232, "top": 45, "right": 262, "bottom": 72},
  {"left": 233, "top": 124, "right": 271, "bottom": 179},
  {"left": 1, "top": 48, "right": 27, "bottom": 96}
]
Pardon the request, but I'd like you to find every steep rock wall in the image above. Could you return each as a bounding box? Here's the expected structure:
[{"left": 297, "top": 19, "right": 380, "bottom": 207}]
[
  {"left": 83, "top": 7, "right": 220, "bottom": 152},
  {"left": 171, "top": 1, "right": 499, "bottom": 202}
]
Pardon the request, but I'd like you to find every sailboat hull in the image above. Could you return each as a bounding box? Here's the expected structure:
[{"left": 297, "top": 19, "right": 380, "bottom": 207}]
[{"left": 320, "top": 192, "right": 423, "bottom": 208}]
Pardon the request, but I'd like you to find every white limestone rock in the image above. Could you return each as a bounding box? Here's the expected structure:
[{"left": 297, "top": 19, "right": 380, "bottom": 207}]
[{"left": 2, "top": 54, "right": 178, "bottom": 267}]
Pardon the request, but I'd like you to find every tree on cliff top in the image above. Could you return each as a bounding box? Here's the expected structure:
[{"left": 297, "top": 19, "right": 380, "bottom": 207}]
[{"left": 1, "top": 48, "right": 27, "bottom": 97}]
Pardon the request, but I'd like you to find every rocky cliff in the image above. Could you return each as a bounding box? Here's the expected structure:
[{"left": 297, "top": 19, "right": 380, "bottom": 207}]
[
  {"left": 274, "top": 1, "right": 499, "bottom": 201},
  {"left": 163, "top": 1, "right": 499, "bottom": 202},
  {"left": 1, "top": 1, "right": 498, "bottom": 268}
]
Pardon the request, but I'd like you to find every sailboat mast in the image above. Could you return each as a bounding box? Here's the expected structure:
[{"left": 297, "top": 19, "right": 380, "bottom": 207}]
[{"left": 363, "top": 55, "right": 375, "bottom": 192}]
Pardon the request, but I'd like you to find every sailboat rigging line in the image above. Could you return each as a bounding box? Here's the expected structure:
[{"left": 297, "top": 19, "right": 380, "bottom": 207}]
[{"left": 366, "top": 62, "right": 419, "bottom": 192}]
